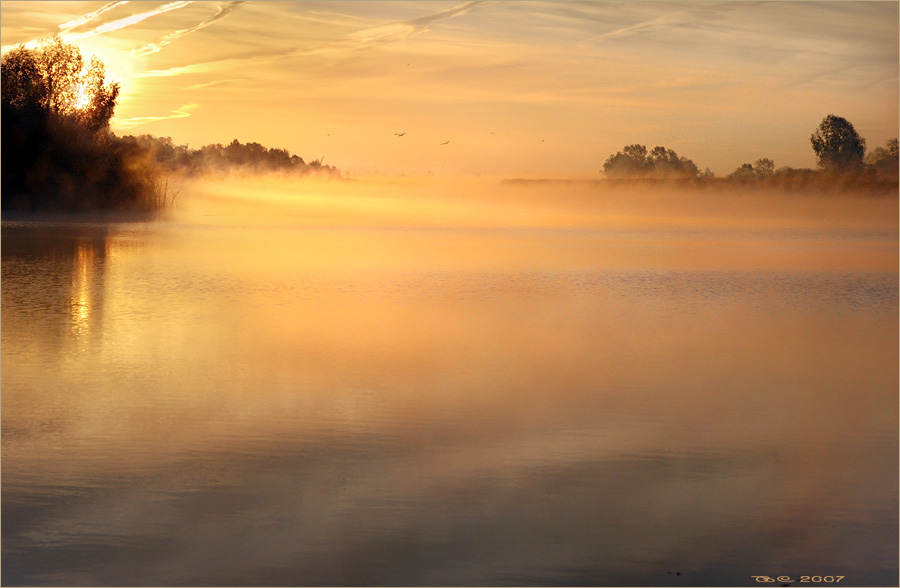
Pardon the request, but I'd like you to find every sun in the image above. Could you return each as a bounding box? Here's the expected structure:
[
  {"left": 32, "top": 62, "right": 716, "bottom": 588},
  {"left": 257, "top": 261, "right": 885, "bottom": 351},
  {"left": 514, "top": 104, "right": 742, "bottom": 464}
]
[{"left": 72, "top": 81, "right": 92, "bottom": 110}]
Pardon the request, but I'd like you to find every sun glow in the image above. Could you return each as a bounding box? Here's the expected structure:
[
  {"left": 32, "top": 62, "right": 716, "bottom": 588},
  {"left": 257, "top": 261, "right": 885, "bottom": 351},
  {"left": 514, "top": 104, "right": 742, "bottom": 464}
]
[
  {"left": 72, "top": 81, "right": 91, "bottom": 110},
  {"left": 0, "top": 1, "right": 897, "bottom": 175}
]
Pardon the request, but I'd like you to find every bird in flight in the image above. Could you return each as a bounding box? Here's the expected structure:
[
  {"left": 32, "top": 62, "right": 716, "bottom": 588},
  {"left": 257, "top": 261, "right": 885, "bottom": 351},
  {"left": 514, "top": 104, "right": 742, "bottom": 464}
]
[
  {"left": 395, "top": 132, "right": 406, "bottom": 137},
  {"left": 440, "top": 140, "right": 449, "bottom": 145}
]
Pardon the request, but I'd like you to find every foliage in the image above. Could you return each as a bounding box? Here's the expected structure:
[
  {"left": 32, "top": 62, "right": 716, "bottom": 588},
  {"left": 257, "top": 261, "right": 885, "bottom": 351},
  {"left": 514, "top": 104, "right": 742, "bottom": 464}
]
[
  {"left": 810, "top": 114, "right": 866, "bottom": 171},
  {"left": 126, "top": 135, "right": 341, "bottom": 177},
  {"left": 602, "top": 144, "right": 652, "bottom": 177},
  {"left": 602, "top": 144, "right": 700, "bottom": 178},
  {"left": 1, "top": 37, "right": 166, "bottom": 212},
  {"left": 754, "top": 158, "right": 774, "bottom": 176},
  {"left": 2, "top": 36, "right": 118, "bottom": 133},
  {"left": 728, "top": 158, "right": 775, "bottom": 180},
  {"left": 864, "top": 138, "right": 899, "bottom": 180},
  {"left": 729, "top": 163, "right": 755, "bottom": 179}
]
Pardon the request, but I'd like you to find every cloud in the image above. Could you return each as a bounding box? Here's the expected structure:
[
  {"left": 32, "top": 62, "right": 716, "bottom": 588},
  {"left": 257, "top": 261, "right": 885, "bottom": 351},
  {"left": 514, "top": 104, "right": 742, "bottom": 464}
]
[
  {"left": 184, "top": 78, "right": 243, "bottom": 90},
  {"left": 126, "top": 1, "right": 486, "bottom": 80},
  {"left": 64, "top": 1, "right": 193, "bottom": 42},
  {"left": 348, "top": 0, "right": 485, "bottom": 49},
  {"left": 114, "top": 102, "right": 198, "bottom": 129},
  {"left": 134, "top": 52, "right": 279, "bottom": 78},
  {"left": 59, "top": 1, "right": 131, "bottom": 33},
  {"left": 581, "top": 11, "right": 690, "bottom": 44},
  {"left": 132, "top": 1, "right": 249, "bottom": 56}
]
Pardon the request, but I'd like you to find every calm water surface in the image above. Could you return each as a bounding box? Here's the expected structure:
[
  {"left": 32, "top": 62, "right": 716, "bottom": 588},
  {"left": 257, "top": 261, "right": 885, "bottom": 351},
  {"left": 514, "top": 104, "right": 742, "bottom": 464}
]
[{"left": 2, "top": 191, "right": 898, "bottom": 586}]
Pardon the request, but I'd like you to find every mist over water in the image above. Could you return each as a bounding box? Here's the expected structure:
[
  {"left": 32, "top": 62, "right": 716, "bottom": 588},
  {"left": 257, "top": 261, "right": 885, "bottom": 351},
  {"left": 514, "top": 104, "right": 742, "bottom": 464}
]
[
  {"left": 2, "top": 177, "right": 897, "bottom": 586},
  {"left": 172, "top": 174, "right": 899, "bottom": 230}
]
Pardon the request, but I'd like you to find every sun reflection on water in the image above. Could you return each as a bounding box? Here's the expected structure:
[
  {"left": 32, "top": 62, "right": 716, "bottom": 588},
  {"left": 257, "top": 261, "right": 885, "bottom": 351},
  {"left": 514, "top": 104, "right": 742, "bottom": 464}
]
[{"left": 69, "top": 239, "right": 95, "bottom": 337}]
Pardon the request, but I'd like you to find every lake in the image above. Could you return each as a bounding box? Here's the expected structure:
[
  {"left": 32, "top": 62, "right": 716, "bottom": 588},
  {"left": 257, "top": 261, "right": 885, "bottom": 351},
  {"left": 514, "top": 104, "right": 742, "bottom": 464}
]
[{"left": 2, "top": 179, "right": 898, "bottom": 586}]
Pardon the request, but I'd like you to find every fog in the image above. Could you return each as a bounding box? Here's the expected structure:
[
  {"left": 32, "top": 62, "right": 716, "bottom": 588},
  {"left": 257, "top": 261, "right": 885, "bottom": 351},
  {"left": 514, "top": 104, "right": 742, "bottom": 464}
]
[
  {"left": 4, "top": 172, "right": 897, "bottom": 586},
  {"left": 169, "top": 174, "right": 898, "bottom": 232},
  {"left": 158, "top": 174, "right": 898, "bottom": 276}
]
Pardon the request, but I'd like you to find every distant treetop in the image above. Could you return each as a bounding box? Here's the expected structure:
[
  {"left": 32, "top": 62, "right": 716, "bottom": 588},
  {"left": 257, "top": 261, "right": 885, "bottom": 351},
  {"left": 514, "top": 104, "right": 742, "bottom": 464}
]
[
  {"left": 124, "top": 135, "right": 340, "bottom": 177},
  {"left": 602, "top": 144, "right": 700, "bottom": 179},
  {"left": 810, "top": 114, "right": 866, "bottom": 172}
]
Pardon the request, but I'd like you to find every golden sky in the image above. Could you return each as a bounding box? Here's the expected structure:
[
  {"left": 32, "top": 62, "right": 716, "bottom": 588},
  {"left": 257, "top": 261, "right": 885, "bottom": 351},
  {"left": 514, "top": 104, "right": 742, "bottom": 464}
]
[{"left": 1, "top": 1, "right": 897, "bottom": 177}]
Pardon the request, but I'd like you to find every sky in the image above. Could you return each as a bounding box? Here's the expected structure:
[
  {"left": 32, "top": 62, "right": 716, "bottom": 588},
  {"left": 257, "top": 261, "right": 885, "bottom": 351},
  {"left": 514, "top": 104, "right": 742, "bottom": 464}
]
[{"left": 1, "top": 1, "right": 897, "bottom": 178}]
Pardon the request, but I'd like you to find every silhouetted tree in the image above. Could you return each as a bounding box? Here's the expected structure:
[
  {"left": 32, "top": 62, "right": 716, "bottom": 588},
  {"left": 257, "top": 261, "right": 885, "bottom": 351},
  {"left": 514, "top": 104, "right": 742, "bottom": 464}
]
[
  {"left": 864, "top": 138, "right": 898, "bottom": 166},
  {"left": 728, "top": 163, "right": 756, "bottom": 179},
  {"left": 603, "top": 144, "right": 700, "bottom": 178},
  {"left": 128, "top": 135, "right": 337, "bottom": 177},
  {"left": 2, "top": 36, "right": 118, "bottom": 133},
  {"left": 648, "top": 146, "right": 699, "bottom": 177},
  {"left": 728, "top": 158, "right": 775, "bottom": 180},
  {"left": 864, "top": 138, "right": 899, "bottom": 180},
  {"left": 754, "top": 158, "right": 774, "bottom": 176},
  {"left": 1, "top": 37, "right": 165, "bottom": 211},
  {"left": 602, "top": 144, "right": 652, "bottom": 177},
  {"left": 810, "top": 114, "right": 866, "bottom": 172}
]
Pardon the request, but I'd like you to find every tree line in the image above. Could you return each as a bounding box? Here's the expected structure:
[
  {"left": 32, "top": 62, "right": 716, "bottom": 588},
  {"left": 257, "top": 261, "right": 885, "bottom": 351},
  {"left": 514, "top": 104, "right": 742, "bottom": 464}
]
[
  {"left": 1, "top": 37, "right": 338, "bottom": 213},
  {"left": 2, "top": 37, "right": 897, "bottom": 212},
  {"left": 121, "top": 135, "right": 338, "bottom": 177},
  {"left": 602, "top": 115, "right": 898, "bottom": 183}
]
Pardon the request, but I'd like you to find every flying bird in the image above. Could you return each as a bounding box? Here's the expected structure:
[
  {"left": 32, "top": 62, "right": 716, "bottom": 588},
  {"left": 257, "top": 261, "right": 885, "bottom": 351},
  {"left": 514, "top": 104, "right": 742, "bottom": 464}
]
[
  {"left": 395, "top": 132, "right": 406, "bottom": 137},
  {"left": 440, "top": 140, "right": 449, "bottom": 145}
]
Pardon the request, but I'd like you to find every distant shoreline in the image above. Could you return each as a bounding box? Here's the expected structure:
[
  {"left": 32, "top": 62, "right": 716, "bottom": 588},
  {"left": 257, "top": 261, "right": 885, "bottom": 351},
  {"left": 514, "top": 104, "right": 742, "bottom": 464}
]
[
  {"left": 502, "top": 176, "right": 900, "bottom": 195},
  {"left": 1, "top": 209, "right": 162, "bottom": 224}
]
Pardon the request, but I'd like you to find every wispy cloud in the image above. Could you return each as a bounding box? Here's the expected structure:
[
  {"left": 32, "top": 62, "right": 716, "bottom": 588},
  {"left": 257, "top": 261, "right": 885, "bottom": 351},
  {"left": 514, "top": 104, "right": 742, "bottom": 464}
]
[
  {"left": 581, "top": 11, "right": 690, "bottom": 45},
  {"left": 128, "top": 1, "right": 487, "bottom": 80},
  {"left": 132, "top": 1, "right": 249, "bottom": 56},
  {"left": 59, "top": 1, "right": 130, "bottom": 33},
  {"left": 64, "top": 1, "right": 193, "bottom": 42},
  {"left": 114, "top": 102, "right": 198, "bottom": 129},
  {"left": 133, "top": 51, "right": 280, "bottom": 78},
  {"left": 184, "top": 78, "right": 243, "bottom": 90},
  {"left": 348, "top": 0, "right": 485, "bottom": 49}
]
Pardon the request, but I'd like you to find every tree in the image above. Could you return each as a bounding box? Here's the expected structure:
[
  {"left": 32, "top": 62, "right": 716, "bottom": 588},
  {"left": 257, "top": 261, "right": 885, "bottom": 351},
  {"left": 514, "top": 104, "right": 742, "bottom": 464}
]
[
  {"left": 729, "top": 158, "right": 775, "bottom": 180},
  {"left": 754, "top": 158, "right": 774, "bottom": 176},
  {"left": 1, "top": 37, "right": 167, "bottom": 211},
  {"left": 810, "top": 114, "right": 866, "bottom": 172},
  {"left": 602, "top": 143, "right": 652, "bottom": 177},
  {"left": 728, "top": 163, "right": 756, "bottom": 179},
  {"left": 864, "top": 138, "right": 899, "bottom": 180},
  {"left": 864, "top": 138, "right": 898, "bottom": 166},
  {"left": 648, "top": 145, "right": 699, "bottom": 178},
  {"left": 602, "top": 143, "right": 700, "bottom": 178},
  {"left": 1, "top": 36, "right": 119, "bottom": 133}
]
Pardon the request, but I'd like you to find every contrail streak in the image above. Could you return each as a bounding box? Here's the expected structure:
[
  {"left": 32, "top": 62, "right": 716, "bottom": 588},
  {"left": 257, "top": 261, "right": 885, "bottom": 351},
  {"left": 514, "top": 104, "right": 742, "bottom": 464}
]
[
  {"left": 133, "top": 1, "right": 249, "bottom": 55},
  {"left": 583, "top": 12, "right": 688, "bottom": 44},
  {"left": 80, "top": 0, "right": 481, "bottom": 80},
  {"left": 59, "top": 1, "right": 130, "bottom": 32},
  {"left": 114, "top": 102, "right": 198, "bottom": 129},
  {"left": 65, "top": 1, "right": 193, "bottom": 42},
  {"left": 349, "top": 0, "right": 484, "bottom": 47}
]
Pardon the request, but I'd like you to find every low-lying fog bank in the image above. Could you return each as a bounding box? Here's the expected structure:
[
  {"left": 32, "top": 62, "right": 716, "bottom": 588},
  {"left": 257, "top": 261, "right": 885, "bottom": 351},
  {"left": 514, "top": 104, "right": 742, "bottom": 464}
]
[{"left": 164, "top": 174, "right": 899, "bottom": 233}]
